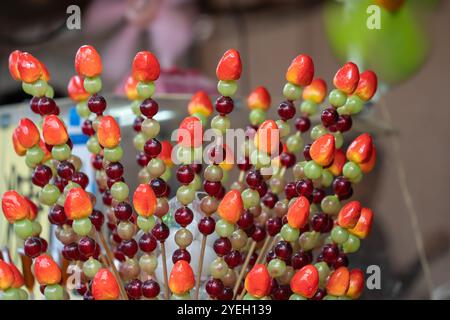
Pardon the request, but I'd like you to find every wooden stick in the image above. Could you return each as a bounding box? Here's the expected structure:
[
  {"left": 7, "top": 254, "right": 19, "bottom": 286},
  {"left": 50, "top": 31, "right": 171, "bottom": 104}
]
[
  {"left": 255, "top": 236, "right": 272, "bottom": 265},
  {"left": 160, "top": 241, "right": 170, "bottom": 299},
  {"left": 232, "top": 240, "right": 257, "bottom": 299},
  {"left": 194, "top": 234, "right": 207, "bottom": 300},
  {"left": 238, "top": 170, "right": 245, "bottom": 183},
  {"left": 96, "top": 231, "right": 128, "bottom": 300}
]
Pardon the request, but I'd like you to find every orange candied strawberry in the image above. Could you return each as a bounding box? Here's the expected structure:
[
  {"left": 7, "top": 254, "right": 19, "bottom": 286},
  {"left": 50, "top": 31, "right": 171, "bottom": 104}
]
[
  {"left": 12, "top": 128, "right": 27, "bottom": 156},
  {"left": 8, "top": 50, "right": 22, "bottom": 81},
  {"left": 337, "top": 201, "right": 362, "bottom": 229},
  {"left": 286, "top": 196, "right": 310, "bottom": 229},
  {"left": 346, "top": 133, "right": 373, "bottom": 164},
  {"left": 247, "top": 86, "right": 271, "bottom": 111},
  {"left": 327, "top": 149, "right": 346, "bottom": 176},
  {"left": 169, "top": 260, "right": 195, "bottom": 295},
  {"left": 133, "top": 184, "right": 157, "bottom": 217},
  {"left": 91, "top": 268, "right": 120, "bottom": 300},
  {"left": 310, "top": 134, "right": 335, "bottom": 167},
  {"left": 38, "top": 139, "right": 52, "bottom": 163},
  {"left": 0, "top": 260, "right": 14, "bottom": 290},
  {"left": 97, "top": 115, "right": 121, "bottom": 148},
  {"left": 75, "top": 45, "right": 103, "bottom": 77},
  {"left": 34, "top": 254, "right": 62, "bottom": 285},
  {"left": 42, "top": 115, "right": 69, "bottom": 146},
  {"left": 64, "top": 187, "right": 93, "bottom": 220},
  {"left": 8, "top": 263, "right": 25, "bottom": 288},
  {"left": 17, "top": 52, "right": 42, "bottom": 83},
  {"left": 159, "top": 141, "right": 173, "bottom": 167},
  {"left": 302, "top": 78, "right": 327, "bottom": 104},
  {"left": 217, "top": 190, "right": 244, "bottom": 224},
  {"left": 290, "top": 265, "right": 319, "bottom": 298},
  {"left": 25, "top": 196, "right": 38, "bottom": 221},
  {"left": 346, "top": 269, "right": 364, "bottom": 299},
  {"left": 188, "top": 91, "right": 213, "bottom": 117},
  {"left": 67, "top": 75, "right": 89, "bottom": 102},
  {"left": 333, "top": 62, "right": 360, "bottom": 94},
  {"left": 132, "top": 51, "right": 160, "bottom": 82},
  {"left": 245, "top": 264, "right": 271, "bottom": 298},
  {"left": 326, "top": 266, "right": 350, "bottom": 296},
  {"left": 285, "top": 54, "right": 314, "bottom": 87},
  {"left": 38, "top": 60, "right": 51, "bottom": 82},
  {"left": 124, "top": 75, "right": 139, "bottom": 101},
  {"left": 177, "top": 116, "right": 203, "bottom": 148},
  {"left": 359, "top": 145, "right": 377, "bottom": 174},
  {"left": 16, "top": 118, "right": 40, "bottom": 149},
  {"left": 254, "top": 120, "right": 280, "bottom": 155},
  {"left": 348, "top": 207, "right": 373, "bottom": 239},
  {"left": 355, "top": 70, "right": 377, "bottom": 101},
  {"left": 216, "top": 49, "right": 242, "bottom": 81},
  {"left": 219, "top": 144, "right": 234, "bottom": 171},
  {"left": 2, "top": 190, "right": 30, "bottom": 223}
]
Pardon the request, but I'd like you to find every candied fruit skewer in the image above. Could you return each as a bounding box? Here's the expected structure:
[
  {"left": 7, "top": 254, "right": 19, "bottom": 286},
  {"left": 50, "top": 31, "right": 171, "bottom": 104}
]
[{"left": 0, "top": 259, "right": 28, "bottom": 300}]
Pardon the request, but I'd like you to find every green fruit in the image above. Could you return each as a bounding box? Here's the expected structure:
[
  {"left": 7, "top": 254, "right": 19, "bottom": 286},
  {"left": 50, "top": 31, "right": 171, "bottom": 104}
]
[
  {"left": 304, "top": 160, "right": 323, "bottom": 180},
  {"left": 45, "top": 85, "right": 54, "bottom": 98},
  {"left": 137, "top": 215, "right": 156, "bottom": 232},
  {"left": 289, "top": 294, "right": 307, "bottom": 300},
  {"left": 283, "top": 82, "right": 302, "bottom": 101},
  {"left": 83, "top": 76, "right": 102, "bottom": 94},
  {"left": 215, "top": 219, "right": 235, "bottom": 238},
  {"left": 343, "top": 161, "right": 362, "bottom": 180},
  {"left": 323, "top": 295, "right": 338, "bottom": 300},
  {"left": 310, "top": 124, "right": 328, "bottom": 140},
  {"left": 72, "top": 217, "right": 93, "bottom": 236},
  {"left": 204, "top": 165, "right": 223, "bottom": 182},
  {"left": 192, "top": 112, "right": 208, "bottom": 127},
  {"left": 141, "top": 119, "right": 160, "bottom": 139},
  {"left": 286, "top": 133, "right": 303, "bottom": 153},
  {"left": 39, "top": 184, "right": 60, "bottom": 206},
  {"left": 31, "top": 221, "right": 42, "bottom": 236},
  {"left": 217, "top": 80, "right": 238, "bottom": 97},
  {"left": 293, "top": 161, "right": 307, "bottom": 180},
  {"left": 280, "top": 224, "right": 300, "bottom": 242},
  {"left": 249, "top": 109, "right": 266, "bottom": 126},
  {"left": 300, "top": 100, "right": 318, "bottom": 116},
  {"left": 241, "top": 188, "right": 260, "bottom": 209},
  {"left": 299, "top": 231, "right": 320, "bottom": 251},
  {"left": 18, "top": 288, "right": 29, "bottom": 300},
  {"left": 25, "top": 145, "right": 44, "bottom": 166},
  {"left": 161, "top": 167, "right": 172, "bottom": 181},
  {"left": 176, "top": 185, "right": 195, "bottom": 205},
  {"left": 343, "top": 234, "right": 360, "bottom": 253},
  {"left": 131, "top": 100, "right": 142, "bottom": 116},
  {"left": 250, "top": 150, "right": 271, "bottom": 169},
  {"left": 147, "top": 158, "right": 166, "bottom": 178},
  {"left": 111, "top": 182, "right": 129, "bottom": 202},
  {"left": 211, "top": 115, "right": 230, "bottom": 134},
  {"left": 171, "top": 293, "right": 191, "bottom": 300},
  {"left": 76, "top": 101, "right": 91, "bottom": 118},
  {"left": 315, "top": 261, "right": 330, "bottom": 287},
  {"left": 321, "top": 169, "right": 334, "bottom": 187},
  {"left": 22, "top": 82, "right": 34, "bottom": 96},
  {"left": 64, "top": 182, "right": 81, "bottom": 194},
  {"left": 176, "top": 146, "right": 195, "bottom": 165},
  {"left": 137, "top": 81, "right": 155, "bottom": 99},
  {"left": 14, "top": 219, "right": 34, "bottom": 239},
  {"left": 133, "top": 133, "right": 146, "bottom": 151},
  {"left": 345, "top": 95, "right": 364, "bottom": 115},
  {"left": 104, "top": 146, "right": 123, "bottom": 162},
  {"left": 2, "top": 288, "right": 21, "bottom": 300},
  {"left": 321, "top": 195, "right": 340, "bottom": 215},
  {"left": 268, "top": 258, "right": 286, "bottom": 277},
  {"left": 44, "top": 284, "right": 64, "bottom": 300},
  {"left": 243, "top": 293, "right": 259, "bottom": 300},
  {"left": 52, "top": 144, "right": 71, "bottom": 160},
  {"left": 331, "top": 226, "right": 349, "bottom": 244},
  {"left": 329, "top": 89, "right": 347, "bottom": 107},
  {"left": 32, "top": 79, "right": 49, "bottom": 97},
  {"left": 83, "top": 258, "right": 102, "bottom": 278},
  {"left": 349, "top": 172, "right": 363, "bottom": 184},
  {"left": 139, "top": 253, "right": 158, "bottom": 274},
  {"left": 276, "top": 120, "right": 291, "bottom": 138},
  {"left": 190, "top": 174, "right": 202, "bottom": 191},
  {"left": 210, "top": 258, "right": 228, "bottom": 279},
  {"left": 333, "top": 131, "right": 343, "bottom": 149}
]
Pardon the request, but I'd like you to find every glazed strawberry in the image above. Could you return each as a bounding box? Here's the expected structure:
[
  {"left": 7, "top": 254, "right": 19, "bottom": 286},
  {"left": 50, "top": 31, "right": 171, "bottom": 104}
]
[
  {"left": 302, "top": 78, "right": 327, "bottom": 104},
  {"left": 67, "top": 75, "right": 89, "bottom": 102},
  {"left": 309, "top": 133, "right": 335, "bottom": 167},
  {"left": 124, "top": 75, "right": 139, "bottom": 101},
  {"left": 188, "top": 91, "right": 213, "bottom": 117},
  {"left": 8, "top": 50, "right": 21, "bottom": 81},
  {"left": 97, "top": 115, "right": 121, "bottom": 148},
  {"left": 337, "top": 201, "right": 362, "bottom": 229},
  {"left": 346, "top": 269, "right": 364, "bottom": 299},
  {"left": 254, "top": 120, "right": 280, "bottom": 155},
  {"left": 132, "top": 51, "right": 160, "bottom": 82},
  {"left": 348, "top": 207, "right": 373, "bottom": 239},
  {"left": 38, "top": 139, "right": 52, "bottom": 163},
  {"left": 327, "top": 149, "right": 346, "bottom": 176},
  {"left": 17, "top": 52, "right": 42, "bottom": 83},
  {"left": 16, "top": 118, "right": 40, "bottom": 149},
  {"left": 8, "top": 263, "right": 25, "bottom": 288},
  {"left": 217, "top": 190, "right": 243, "bottom": 224},
  {"left": 168, "top": 260, "right": 195, "bottom": 295},
  {"left": 39, "top": 60, "right": 51, "bottom": 82},
  {"left": 91, "top": 268, "right": 120, "bottom": 300},
  {"left": 34, "top": 254, "right": 61, "bottom": 285},
  {"left": 247, "top": 86, "right": 271, "bottom": 111},
  {"left": 177, "top": 116, "right": 203, "bottom": 148},
  {"left": 64, "top": 187, "right": 93, "bottom": 220},
  {"left": 359, "top": 145, "right": 377, "bottom": 174},
  {"left": 159, "top": 141, "right": 173, "bottom": 167},
  {"left": 75, "top": 45, "right": 103, "bottom": 77},
  {"left": 286, "top": 196, "right": 309, "bottom": 229},
  {"left": 25, "top": 196, "right": 38, "bottom": 221},
  {"left": 216, "top": 49, "right": 242, "bottom": 81},
  {"left": 285, "top": 54, "right": 314, "bottom": 87},
  {"left": 12, "top": 129, "right": 27, "bottom": 156},
  {"left": 326, "top": 266, "right": 350, "bottom": 296},
  {"left": 1, "top": 190, "right": 30, "bottom": 223},
  {"left": 333, "top": 62, "right": 360, "bottom": 94},
  {"left": 42, "top": 115, "right": 69, "bottom": 146},
  {"left": 0, "top": 260, "right": 14, "bottom": 290},
  {"left": 133, "top": 184, "right": 157, "bottom": 217},
  {"left": 346, "top": 133, "right": 373, "bottom": 164},
  {"left": 355, "top": 70, "right": 377, "bottom": 101},
  {"left": 244, "top": 264, "right": 271, "bottom": 298},
  {"left": 290, "top": 265, "right": 319, "bottom": 298}
]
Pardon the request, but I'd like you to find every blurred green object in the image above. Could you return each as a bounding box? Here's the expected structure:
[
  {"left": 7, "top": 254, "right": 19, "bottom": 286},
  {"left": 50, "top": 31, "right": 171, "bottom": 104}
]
[{"left": 323, "top": 0, "right": 437, "bottom": 85}]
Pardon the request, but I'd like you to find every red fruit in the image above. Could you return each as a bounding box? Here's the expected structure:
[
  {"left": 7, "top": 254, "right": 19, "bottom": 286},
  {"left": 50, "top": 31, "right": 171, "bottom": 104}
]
[
  {"left": 67, "top": 75, "right": 89, "bottom": 102},
  {"left": 327, "top": 149, "right": 346, "bottom": 176},
  {"left": 254, "top": 120, "right": 280, "bottom": 155},
  {"left": 355, "top": 70, "right": 377, "bottom": 101},
  {"left": 0, "top": 260, "right": 14, "bottom": 290},
  {"left": 359, "top": 145, "right": 377, "bottom": 174},
  {"left": 286, "top": 196, "right": 309, "bottom": 229},
  {"left": 247, "top": 86, "right": 271, "bottom": 111},
  {"left": 285, "top": 54, "right": 314, "bottom": 87},
  {"left": 132, "top": 51, "right": 160, "bottom": 82},
  {"left": 333, "top": 62, "right": 360, "bottom": 94},
  {"left": 34, "top": 254, "right": 62, "bottom": 285},
  {"left": 91, "top": 268, "right": 120, "bottom": 300},
  {"left": 159, "top": 141, "right": 173, "bottom": 167},
  {"left": 348, "top": 207, "right": 374, "bottom": 239},
  {"left": 290, "top": 265, "right": 319, "bottom": 298},
  {"left": 124, "top": 75, "right": 139, "bottom": 100},
  {"left": 16, "top": 118, "right": 40, "bottom": 149},
  {"left": 39, "top": 60, "right": 51, "bottom": 82},
  {"left": 75, "top": 45, "right": 103, "bottom": 77},
  {"left": 177, "top": 116, "right": 203, "bottom": 148},
  {"left": 64, "top": 187, "right": 93, "bottom": 220},
  {"left": 25, "top": 196, "right": 38, "bottom": 221},
  {"left": 97, "top": 115, "right": 121, "bottom": 148},
  {"left": 338, "top": 201, "right": 362, "bottom": 229},
  {"left": 217, "top": 190, "right": 244, "bottom": 224},
  {"left": 216, "top": 49, "right": 242, "bottom": 81},
  {"left": 17, "top": 52, "right": 42, "bottom": 83},
  {"left": 42, "top": 115, "right": 69, "bottom": 146},
  {"left": 168, "top": 260, "right": 195, "bottom": 295},
  {"left": 302, "top": 78, "right": 327, "bottom": 104},
  {"left": 346, "top": 269, "right": 364, "bottom": 299},
  {"left": 244, "top": 264, "right": 271, "bottom": 298},
  {"left": 8, "top": 50, "right": 21, "bottom": 81},
  {"left": 1, "top": 190, "right": 30, "bottom": 223},
  {"left": 346, "top": 133, "right": 373, "bottom": 164},
  {"left": 7, "top": 263, "right": 24, "bottom": 288},
  {"left": 12, "top": 129, "right": 27, "bottom": 156},
  {"left": 326, "top": 266, "right": 350, "bottom": 296},
  {"left": 133, "top": 184, "right": 157, "bottom": 217},
  {"left": 188, "top": 91, "right": 213, "bottom": 117},
  {"left": 309, "top": 133, "right": 335, "bottom": 167}
]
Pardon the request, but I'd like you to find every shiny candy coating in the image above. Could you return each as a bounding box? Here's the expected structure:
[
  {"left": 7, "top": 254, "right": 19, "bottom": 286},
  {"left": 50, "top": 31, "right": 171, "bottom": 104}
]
[
  {"left": 43, "top": 115, "right": 69, "bottom": 146},
  {"left": 348, "top": 207, "right": 374, "bottom": 239},
  {"left": 124, "top": 75, "right": 139, "bottom": 100},
  {"left": 91, "top": 268, "right": 120, "bottom": 300},
  {"left": 346, "top": 133, "right": 374, "bottom": 164},
  {"left": 216, "top": 49, "right": 242, "bottom": 81},
  {"left": 0, "top": 260, "right": 15, "bottom": 290},
  {"left": 355, "top": 70, "right": 378, "bottom": 101},
  {"left": 326, "top": 266, "right": 350, "bottom": 296},
  {"left": 132, "top": 51, "right": 160, "bottom": 82},
  {"left": 169, "top": 260, "right": 195, "bottom": 295},
  {"left": 254, "top": 120, "right": 280, "bottom": 156},
  {"left": 67, "top": 75, "right": 89, "bottom": 102},
  {"left": 2, "top": 190, "right": 31, "bottom": 223},
  {"left": 247, "top": 86, "right": 271, "bottom": 111},
  {"left": 133, "top": 183, "right": 157, "bottom": 217},
  {"left": 177, "top": 117, "right": 203, "bottom": 148},
  {"left": 64, "top": 187, "right": 93, "bottom": 220},
  {"left": 34, "top": 254, "right": 62, "bottom": 285},
  {"left": 16, "top": 118, "right": 40, "bottom": 149},
  {"left": 97, "top": 116, "right": 121, "bottom": 149},
  {"left": 309, "top": 133, "right": 335, "bottom": 167},
  {"left": 244, "top": 264, "right": 271, "bottom": 298},
  {"left": 337, "top": 201, "right": 362, "bottom": 229},
  {"left": 217, "top": 190, "right": 244, "bottom": 224},
  {"left": 333, "top": 62, "right": 360, "bottom": 94},
  {"left": 17, "top": 52, "right": 43, "bottom": 83},
  {"left": 302, "top": 78, "right": 327, "bottom": 104},
  {"left": 286, "top": 196, "right": 310, "bottom": 229},
  {"left": 188, "top": 91, "right": 213, "bottom": 117},
  {"left": 285, "top": 54, "right": 314, "bottom": 87},
  {"left": 290, "top": 265, "right": 319, "bottom": 298},
  {"left": 75, "top": 45, "right": 103, "bottom": 77}
]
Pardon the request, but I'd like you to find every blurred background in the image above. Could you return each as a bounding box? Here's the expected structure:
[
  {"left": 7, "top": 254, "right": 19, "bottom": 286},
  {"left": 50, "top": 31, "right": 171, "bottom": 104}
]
[{"left": 0, "top": 0, "right": 449, "bottom": 299}]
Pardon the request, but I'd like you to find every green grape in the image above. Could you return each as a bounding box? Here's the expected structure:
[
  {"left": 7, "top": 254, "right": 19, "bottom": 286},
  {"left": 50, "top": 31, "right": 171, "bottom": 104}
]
[
  {"left": 289, "top": 294, "right": 307, "bottom": 300},
  {"left": 111, "top": 182, "right": 129, "bottom": 202},
  {"left": 309, "top": 203, "right": 319, "bottom": 214},
  {"left": 300, "top": 100, "right": 318, "bottom": 116},
  {"left": 18, "top": 288, "right": 29, "bottom": 300},
  {"left": 323, "top": 295, "right": 338, "bottom": 300},
  {"left": 141, "top": 119, "right": 160, "bottom": 139},
  {"left": 104, "top": 146, "right": 123, "bottom": 162},
  {"left": 315, "top": 261, "right": 330, "bottom": 287},
  {"left": 22, "top": 82, "right": 34, "bottom": 96},
  {"left": 204, "top": 165, "right": 223, "bottom": 182},
  {"left": 45, "top": 85, "right": 54, "bottom": 98},
  {"left": 14, "top": 219, "right": 34, "bottom": 239},
  {"left": 83, "top": 76, "right": 102, "bottom": 94},
  {"left": 44, "top": 284, "right": 64, "bottom": 300},
  {"left": 349, "top": 172, "right": 363, "bottom": 184},
  {"left": 346, "top": 95, "right": 364, "bottom": 115},
  {"left": 299, "top": 231, "right": 320, "bottom": 251},
  {"left": 176, "top": 185, "right": 195, "bottom": 205},
  {"left": 321, "top": 195, "right": 341, "bottom": 215},
  {"left": 139, "top": 253, "right": 158, "bottom": 274},
  {"left": 321, "top": 169, "right": 334, "bottom": 188},
  {"left": 343, "top": 234, "right": 360, "bottom": 253},
  {"left": 243, "top": 293, "right": 259, "bottom": 300},
  {"left": 210, "top": 258, "right": 228, "bottom": 279},
  {"left": 25, "top": 145, "right": 44, "bottom": 166},
  {"left": 276, "top": 120, "right": 291, "bottom": 138},
  {"left": 293, "top": 161, "right": 307, "bottom": 180},
  {"left": 220, "top": 170, "right": 229, "bottom": 184},
  {"left": 87, "top": 136, "right": 101, "bottom": 154},
  {"left": 161, "top": 167, "right": 172, "bottom": 181},
  {"left": 337, "top": 105, "right": 351, "bottom": 115},
  {"left": 176, "top": 146, "right": 194, "bottom": 165},
  {"left": 304, "top": 160, "right": 323, "bottom": 180},
  {"left": 343, "top": 161, "right": 362, "bottom": 180},
  {"left": 31, "top": 221, "right": 42, "bottom": 236},
  {"left": 131, "top": 100, "right": 142, "bottom": 116},
  {"left": 63, "top": 182, "right": 81, "bottom": 194},
  {"left": 56, "top": 194, "right": 66, "bottom": 207},
  {"left": 2, "top": 288, "right": 21, "bottom": 300},
  {"left": 328, "top": 89, "right": 347, "bottom": 107},
  {"left": 72, "top": 217, "right": 93, "bottom": 236},
  {"left": 331, "top": 226, "right": 349, "bottom": 244},
  {"left": 217, "top": 80, "right": 237, "bottom": 97},
  {"left": 215, "top": 219, "right": 235, "bottom": 238},
  {"left": 310, "top": 124, "right": 328, "bottom": 140},
  {"left": 211, "top": 115, "right": 230, "bottom": 134},
  {"left": 333, "top": 131, "right": 343, "bottom": 149},
  {"left": 137, "top": 81, "right": 155, "bottom": 99},
  {"left": 241, "top": 188, "right": 260, "bottom": 209},
  {"left": 249, "top": 109, "right": 266, "bottom": 126},
  {"left": 39, "top": 184, "right": 60, "bottom": 206},
  {"left": 268, "top": 258, "right": 286, "bottom": 278},
  {"left": 137, "top": 215, "right": 156, "bottom": 232},
  {"left": 52, "top": 144, "right": 71, "bottom": 160},
  {"left": 283, "top": 82, "right": 302, "bottom": 101},
  {"left": 193, "top": 112, "right": 208, "bottom": 127},
  {"left": 83, "top": 258, "right": 102, "bottom": 278},
  {"left": 250, "top": 150, "right": 271, "bottom": 169},
  {"left": 280, "top": 224, "right": 300, "bottom": 242},
  {"left": 76, "top": 101, "right": 91, "bottom": 118},
  {"left": 147, "top": 158, "right": 165, "bottom": 178},
  {"left": 171, "top": 293, "right": 191, "bottom": 300},
  {"left": 31, "top": 79, "right": 48, "bottom": 97},
  {"left": 190, "top": 174, "right": 202, "bottom": 191},
  {"left": 286, "top": 133, "right": 303, "bottom": 153},
  {"left": 133, "top": 133, "right": 146, "bottom": 151}
]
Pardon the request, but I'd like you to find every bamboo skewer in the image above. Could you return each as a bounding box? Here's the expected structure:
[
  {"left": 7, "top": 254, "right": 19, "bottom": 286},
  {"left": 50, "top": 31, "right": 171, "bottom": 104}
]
[
  {"left": 232, "top": 240, "right": 257, "bottom": 299},
  {"left": 160, "top": 241, "right": 170, "bottom": 299},
  {"left": 194, "top": 234, "right": 207, "bottom": 300}
]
